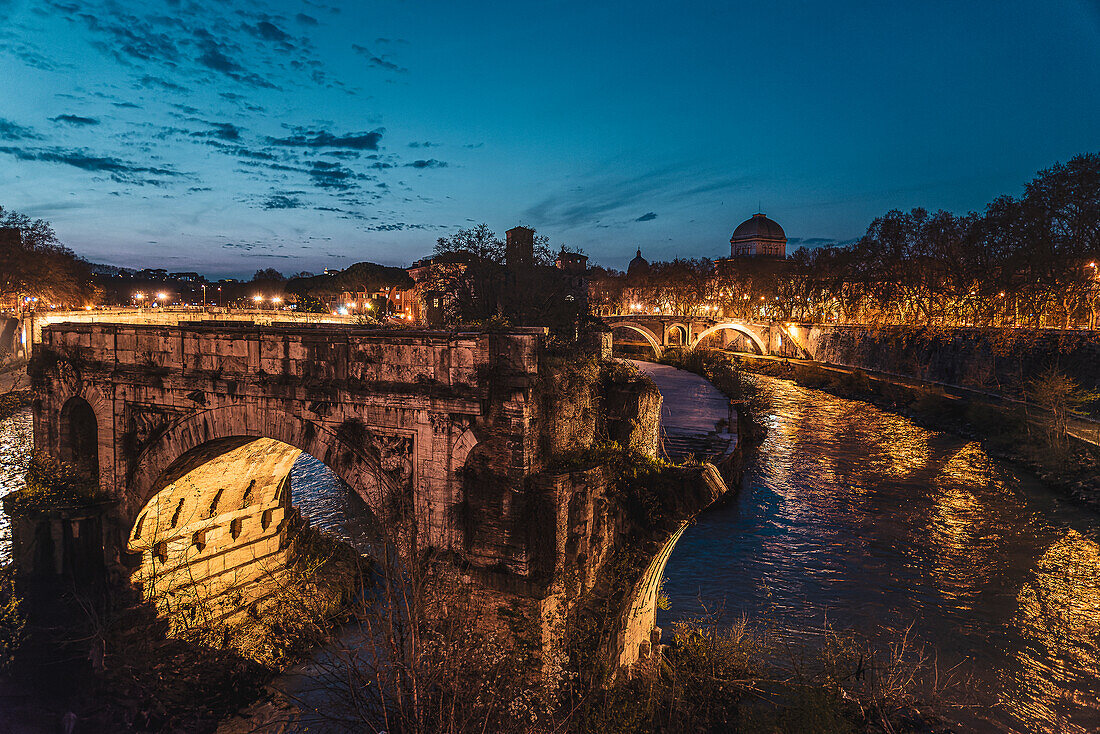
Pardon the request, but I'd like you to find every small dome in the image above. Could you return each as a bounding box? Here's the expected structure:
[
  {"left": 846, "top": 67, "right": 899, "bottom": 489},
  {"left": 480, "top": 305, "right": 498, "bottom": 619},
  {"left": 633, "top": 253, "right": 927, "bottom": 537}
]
[
  {"left": 627, "top": 248, "right": 650, "bottom": 277},
  {"left": 732, "top": 212, "right": 786, "bottom": 242}
]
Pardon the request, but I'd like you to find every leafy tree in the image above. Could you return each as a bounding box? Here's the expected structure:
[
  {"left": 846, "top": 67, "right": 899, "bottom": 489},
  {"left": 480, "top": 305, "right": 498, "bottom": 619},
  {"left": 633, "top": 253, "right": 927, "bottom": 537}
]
[
  {"left": 1027, "top": 368, "right": 1100, "bottom": 450},
  {"left": 0, "top": 206, "right": 96, "bottom": 308},
  {"left": 251, "top": 268, "right": 286, "bottom": 282}
]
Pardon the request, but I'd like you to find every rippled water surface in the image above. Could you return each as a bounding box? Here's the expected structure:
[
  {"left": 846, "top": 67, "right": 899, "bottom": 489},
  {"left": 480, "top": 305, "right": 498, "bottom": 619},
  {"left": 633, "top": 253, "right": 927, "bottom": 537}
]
[
  {"left": 659, "top": 375, "right": 1100, "bottom": 733},
  {"left": 0, "top": 408, "right": 32, "bottom": 565}
]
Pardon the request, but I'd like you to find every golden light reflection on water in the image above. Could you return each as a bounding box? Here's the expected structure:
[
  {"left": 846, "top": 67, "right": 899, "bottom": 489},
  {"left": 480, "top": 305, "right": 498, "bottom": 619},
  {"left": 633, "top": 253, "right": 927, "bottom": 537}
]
[
  {"left": 928, "top": 443, "right": 1006, "bottom": 609},
  {"left": 862, "top": 414, "right": 933, "bottom": 479},
  {"left": 1005, "top": 529, "right": 1100, "bottom": 734},
  {"left": 730, "top": 377, "right": 1100, "bottom": 733}
]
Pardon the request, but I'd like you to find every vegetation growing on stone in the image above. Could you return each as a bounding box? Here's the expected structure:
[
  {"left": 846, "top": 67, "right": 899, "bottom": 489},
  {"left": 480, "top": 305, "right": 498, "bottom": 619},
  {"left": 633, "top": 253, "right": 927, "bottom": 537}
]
[{"left": 7, "top": 452, "right": 106, "bottom": 514}]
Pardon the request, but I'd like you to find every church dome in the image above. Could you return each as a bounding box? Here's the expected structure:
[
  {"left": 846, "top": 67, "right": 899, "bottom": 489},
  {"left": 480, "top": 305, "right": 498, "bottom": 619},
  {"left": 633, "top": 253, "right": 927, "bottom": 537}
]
[
  {"left": 732, "top": 212, "right": 786, "bottom": 242},
  {"left": 627, "top": 248, "right": 650, "bottom": 277}
]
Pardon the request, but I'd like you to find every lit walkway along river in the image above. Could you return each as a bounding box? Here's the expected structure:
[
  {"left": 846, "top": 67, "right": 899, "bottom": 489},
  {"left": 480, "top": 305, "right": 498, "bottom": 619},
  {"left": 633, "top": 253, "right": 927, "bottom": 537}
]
[{"left": 2, "top": 366, "right": 1098, "bottom": 732}]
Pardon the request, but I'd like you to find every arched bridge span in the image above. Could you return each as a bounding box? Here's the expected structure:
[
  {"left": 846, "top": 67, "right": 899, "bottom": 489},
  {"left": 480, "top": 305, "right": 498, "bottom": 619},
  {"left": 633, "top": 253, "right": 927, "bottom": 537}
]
[{"left": 605, "top": 315, "right": 771, "bottom": 355}]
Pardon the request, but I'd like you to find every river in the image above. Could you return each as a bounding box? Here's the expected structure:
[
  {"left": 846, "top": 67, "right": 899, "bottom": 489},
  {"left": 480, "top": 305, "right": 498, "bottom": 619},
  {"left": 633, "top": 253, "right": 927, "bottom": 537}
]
[
  {"left": 1, "top": 373, "right": 1098, "bottom": 732},
  {"left": 658, "top": 373, "right": 1100, "bottom": 733}
]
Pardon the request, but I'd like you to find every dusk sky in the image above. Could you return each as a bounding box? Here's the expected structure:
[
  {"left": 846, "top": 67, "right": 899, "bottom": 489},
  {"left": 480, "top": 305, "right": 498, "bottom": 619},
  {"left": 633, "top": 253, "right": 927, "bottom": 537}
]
[{"left": 1, "top": 0, "right": 1098, "bottom": 278}]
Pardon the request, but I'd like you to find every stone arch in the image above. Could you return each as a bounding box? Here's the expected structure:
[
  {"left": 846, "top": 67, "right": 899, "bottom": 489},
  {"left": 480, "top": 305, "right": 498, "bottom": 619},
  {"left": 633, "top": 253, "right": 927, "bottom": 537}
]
[
  {"left": 692, "top": 322, "right": 768, "bottom": 355},
  {"left": 608, "top": 322, "right": 663, "bottom": 357},
  {"left": 665, "top": 323, "right": 690, "bottom": 347},
  {"left": 126, "top": 404, "right": 400, "bottom": 530},
  {"left": 59, "top": 396, "right": 100, "bottom": 482}
]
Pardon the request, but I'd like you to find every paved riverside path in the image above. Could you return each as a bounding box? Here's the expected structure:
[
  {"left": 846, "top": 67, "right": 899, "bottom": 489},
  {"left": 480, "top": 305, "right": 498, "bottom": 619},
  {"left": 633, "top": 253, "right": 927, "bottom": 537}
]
[{"left": 629, "top": 360, "right": 738, "bottom": 463}]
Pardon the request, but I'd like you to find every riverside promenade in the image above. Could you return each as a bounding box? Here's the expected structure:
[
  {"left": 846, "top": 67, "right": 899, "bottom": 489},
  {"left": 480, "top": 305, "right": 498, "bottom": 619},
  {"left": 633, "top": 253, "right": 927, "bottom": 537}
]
[{"left": 629, "top": 360, "right": 738, "bottom": 464}]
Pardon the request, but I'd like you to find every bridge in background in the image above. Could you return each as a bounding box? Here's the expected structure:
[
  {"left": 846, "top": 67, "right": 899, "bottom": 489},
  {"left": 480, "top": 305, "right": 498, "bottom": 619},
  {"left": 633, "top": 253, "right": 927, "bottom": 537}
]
[{"left": 603, "top": 314, "right": 811, "bottom": 358}]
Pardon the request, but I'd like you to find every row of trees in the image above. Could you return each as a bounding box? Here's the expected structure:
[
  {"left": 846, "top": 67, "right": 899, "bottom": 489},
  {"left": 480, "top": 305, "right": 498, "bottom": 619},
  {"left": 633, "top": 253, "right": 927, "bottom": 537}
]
[{"left": 594, "top": 154, "right": 1100, "bottom": 328}]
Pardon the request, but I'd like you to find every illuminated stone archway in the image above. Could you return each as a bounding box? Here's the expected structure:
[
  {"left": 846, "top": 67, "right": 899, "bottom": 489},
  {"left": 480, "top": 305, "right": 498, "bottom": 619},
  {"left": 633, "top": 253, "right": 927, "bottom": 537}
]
[
  {"left": 608, "top": 322, "right": 663, "bottom": 357},
  {"left": 692, "top": 322, "right": 768, "bottom": 355}
]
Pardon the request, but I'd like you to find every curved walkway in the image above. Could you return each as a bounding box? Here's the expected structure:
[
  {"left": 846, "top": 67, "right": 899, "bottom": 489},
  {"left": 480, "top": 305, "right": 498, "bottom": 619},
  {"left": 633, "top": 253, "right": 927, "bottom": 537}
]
[{"left": 629, "top": 360, "right": 738, "bottom": 463}]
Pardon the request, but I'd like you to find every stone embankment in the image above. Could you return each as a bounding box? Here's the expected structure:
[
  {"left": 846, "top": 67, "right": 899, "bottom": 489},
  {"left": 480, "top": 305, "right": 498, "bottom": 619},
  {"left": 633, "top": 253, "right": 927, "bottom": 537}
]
[{"left": 774, "top": 324, "right": 1100, "bottom": 417}]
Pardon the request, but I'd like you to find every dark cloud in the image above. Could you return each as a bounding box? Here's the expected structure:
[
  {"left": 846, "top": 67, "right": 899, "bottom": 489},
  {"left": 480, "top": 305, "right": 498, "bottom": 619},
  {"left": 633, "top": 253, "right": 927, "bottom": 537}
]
[
  {"left": 408, "top": 141, "right": 436, "bottom": 148},
  {"left": 140, "top": 75, "right": 187, "bottom": 93},
  {"left": 635, "top": 212, "right": 657, "bottom": 222},
  {"left": 351, "top": 44, "right": 408, "bottom": 73},
  {"left": 50, "top": 114, "right": 100, "bottom": 126},
  {"left": 406, "top": 159, "right": 447, "bottom": 169},
  {"left": 112, "top": 101, "right": 141, "bottom": 109},
  {"left": 192, "top": 122, "right": 243, "bottom": 141},
  {"left": 268, "top": 128, "right": 384, "bottom": 151},
  {"left": 0, "top": 145, "right": 181, "bottom": 184},
  {"left": 307, "top": 160, "right": 365, "bottom": 191},
  {"left": 0, "top": 118, "right": 42, "bottom": 141},
  {"left": 262, "top": 194, "right": 305, "bottom": 209},
  {"left": 295, "top": 13, "right": 318, "bottom": 26},
  {"left": 248, "top": 20, "right": 291, "bottom": 43},
  {"left": 194, "top": 34, "right": 245, "bottom": 74}
]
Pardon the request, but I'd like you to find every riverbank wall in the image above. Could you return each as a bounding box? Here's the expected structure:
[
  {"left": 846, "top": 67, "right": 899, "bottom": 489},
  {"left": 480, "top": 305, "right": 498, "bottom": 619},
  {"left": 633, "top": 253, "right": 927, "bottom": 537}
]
[{"left": 773, "top": 325, "right": 1100, "bottom": 417}]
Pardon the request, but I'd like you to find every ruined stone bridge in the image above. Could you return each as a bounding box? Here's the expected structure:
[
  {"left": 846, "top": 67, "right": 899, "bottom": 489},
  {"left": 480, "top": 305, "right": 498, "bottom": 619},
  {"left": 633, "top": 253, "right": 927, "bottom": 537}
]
[
  {"left": 603, "top": 314, "right": 809, "bottom": 358},
  {"left": 12, "top": 318, "right": 729, "bottom": 673}
]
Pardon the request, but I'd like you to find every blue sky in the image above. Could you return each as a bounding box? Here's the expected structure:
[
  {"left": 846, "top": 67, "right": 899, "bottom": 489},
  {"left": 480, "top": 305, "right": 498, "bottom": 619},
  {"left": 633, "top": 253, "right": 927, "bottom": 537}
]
[{"left": 1, "top": 0, "right": 1098, "bottom": 277}]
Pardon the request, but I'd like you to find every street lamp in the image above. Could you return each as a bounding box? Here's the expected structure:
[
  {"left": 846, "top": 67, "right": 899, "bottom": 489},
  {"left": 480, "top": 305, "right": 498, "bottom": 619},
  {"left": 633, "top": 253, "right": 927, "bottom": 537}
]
[
  {"left": 253, "top": 295, "right": 263, "bottom": 309},
  {"left": 201, "top": 284, "right": 207, "bottom": 309},
  {"left": 271, "top": 296, "right": 282, "bottom": 310},
  {"left": 134, "top": 292, "right": 145, "bottom": 308},
  {"left": 156, "top": 292, "right": 167, "bottom": 307}
]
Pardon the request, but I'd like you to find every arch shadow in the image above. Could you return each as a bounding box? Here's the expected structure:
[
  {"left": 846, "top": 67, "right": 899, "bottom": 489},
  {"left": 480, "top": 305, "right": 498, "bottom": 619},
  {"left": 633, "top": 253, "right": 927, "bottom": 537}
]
[
  {"left": 692, "top": 323, "right": 768, "bottom": 355},
  {"left": 608, "top": 322, "right": 663, "bottom": 357}
]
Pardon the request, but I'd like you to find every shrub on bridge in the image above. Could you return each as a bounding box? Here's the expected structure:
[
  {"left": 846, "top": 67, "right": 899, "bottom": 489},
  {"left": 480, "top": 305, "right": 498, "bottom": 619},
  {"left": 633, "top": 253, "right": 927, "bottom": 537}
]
[{"left": 8, "top": 452, "right": 106, "bottom": 514}]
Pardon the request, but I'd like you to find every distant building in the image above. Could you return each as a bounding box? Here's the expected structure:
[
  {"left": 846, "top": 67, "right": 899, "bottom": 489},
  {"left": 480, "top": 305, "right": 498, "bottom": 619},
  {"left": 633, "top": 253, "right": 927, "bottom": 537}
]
[
  {"left": 138, "top": 268, "right": 169, "bottom": 280},
  {"left": 555, "top": 248, "right": 588, "bottom": 273},
  {"left": 406, "top": 251, "right": 472, "bottom": 326},
  {"left": 505, "top": 226, "right": 535, "bottom": 269},
  {"left": 730, "top": 212, "right": 786, "bottom": 258},
  {"left": 627, "top": 249, "right": 650, "bottom": 279},
  {"left": 169, "top": 272, "right": 203, "bottom": 282}
]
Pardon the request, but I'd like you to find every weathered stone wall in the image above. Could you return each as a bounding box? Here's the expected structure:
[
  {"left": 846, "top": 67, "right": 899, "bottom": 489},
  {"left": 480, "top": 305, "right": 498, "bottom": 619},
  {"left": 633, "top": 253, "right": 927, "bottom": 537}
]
[
  {"left": 773, "top": 325, "right": 1100, "bottom": 413},
  {"left": 29, "top": 322, "right": 544, "bottom": 582},
  {"left": 18, "top": 308, "right": 358, "bottom": 359},
  {"left": 603, "top": 365, "right": 662, "bottom": 458}
]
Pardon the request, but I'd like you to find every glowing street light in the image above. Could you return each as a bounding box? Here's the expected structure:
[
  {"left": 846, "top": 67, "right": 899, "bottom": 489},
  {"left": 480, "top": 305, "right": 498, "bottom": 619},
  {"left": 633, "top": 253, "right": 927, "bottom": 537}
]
[{"left": 252, "top": 295, "right": 263, "bottom": 307}]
